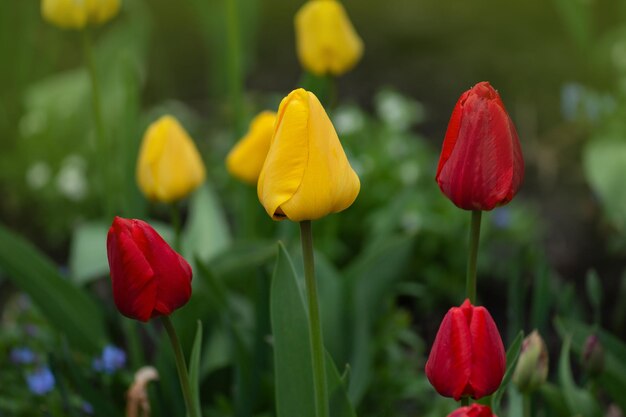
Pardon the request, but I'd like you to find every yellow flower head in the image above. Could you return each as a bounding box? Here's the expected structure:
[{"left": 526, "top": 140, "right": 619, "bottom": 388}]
[
  {"left": 136, "top": 115, "right": 206, "bottom": 203},
  {"left": 41, "top": 0, "right": 120, "bottom": 30},
  {"left": 257, "top": 89, "right": 360, "bottom": 221},
  {"left": 295, "top": 0, "right": 363, "bottom": 76},
  {"left": 226, "top": 111, "right": 277, "bottom": 185}
]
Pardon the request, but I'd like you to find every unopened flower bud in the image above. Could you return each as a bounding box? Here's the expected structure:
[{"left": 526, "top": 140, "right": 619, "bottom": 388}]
[
  {"left": 512, "top": 330, "right": 548, "bottom": 393},
  {"left": 582, "top": 334, "right": 605, "bottom": 377}
]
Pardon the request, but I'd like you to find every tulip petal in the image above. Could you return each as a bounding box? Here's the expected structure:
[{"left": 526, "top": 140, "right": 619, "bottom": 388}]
[
  {"left": 468, "top": 306, "right": 506, "bottom": 398},
  {"left": 257, "top": 90, "right": 310, "bottom": 219},
  {"left": 107, "top": 222, "right": 156, "bottom": 322},
  {"left": 137, "top": 224, "right": 192, "bottom": 318},
  {"left": 295, "top": 0, "right": 363, "bottom": 76},
  {"left": 226, "top": 111, "right": 277, "bottom": 184},
  {"left": 279, "top": 92, "right": 360, "bottom": 221},
  {"left": 436, "top": 82, "right": 524, "bottom": 210},
  {"left": 425, "top": 307, "right": 472, "bottom": 400}
]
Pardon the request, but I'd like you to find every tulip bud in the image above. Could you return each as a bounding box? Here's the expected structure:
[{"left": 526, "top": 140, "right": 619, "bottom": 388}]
[
  {"left": 226, "top": 111, "right": 277, "bottom": 184},
  {"left": 257, "top": 88, "right": 360, "bottom": 221},
  {"left": 436, "top": 82, "right": 524, "bottom": 211},
  {"left": 136, "top": 115, "right": 206, "bottom": 203},
  {"left": 41, "top": 0, "right": 120, "bottom": 30},
  {"left": 425, "top": 299, "right": 506, "bottom": 400},
  {"left": 582, "top": 334, "right": 605, "bottom": 377},
  {"left": 512, "top": 330, "right": 549, "bottom": 393},
  {"left": 106, "top": 217, "right": 192, "bottom": 322},
  {"left": 295, "top": 0, "right": 363, "bottom": 76},
  {"left": 448, "top": 404, "right": 497, "bottom": 417}
]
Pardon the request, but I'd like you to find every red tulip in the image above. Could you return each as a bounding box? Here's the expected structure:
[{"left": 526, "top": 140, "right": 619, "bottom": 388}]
[
  {"left": 425, "top": 299, "right": 505, "bottom": 400},
  {"left": 436, "top": 81, "right": 524, "bottom": 211},
  {"left": 448, "top": 404, "right": 496, "bottom": 417},
  {"left": 106, "top": 217, "right": 192, "bottom": 322}
]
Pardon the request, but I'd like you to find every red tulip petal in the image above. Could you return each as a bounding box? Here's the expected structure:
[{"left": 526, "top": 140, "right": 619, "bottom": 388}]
[
  {"left": 425, "top": 306, "right": 472, "bottom": 400},
  {"left": 137, "top": 223, "right": 192, "bottom": 318},
  {"left": 436, "top": 82, "right": 524, "bottom": 210},
  {"left": 436, "top": 89, "right": 471, "bottom": 180},
  {"left": 447, "top": 404, "right": 495, "bottom": 417},
  {"left": 107, "top": 220, "right": 156, "bottom": 322},
  {"left": 468, "top": 306, "right": 506, "bottom": 398}
]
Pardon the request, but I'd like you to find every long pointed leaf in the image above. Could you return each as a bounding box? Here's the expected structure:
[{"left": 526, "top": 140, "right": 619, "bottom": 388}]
[{"left": 0, "top": 224, "right": 106, "bottom": 353}]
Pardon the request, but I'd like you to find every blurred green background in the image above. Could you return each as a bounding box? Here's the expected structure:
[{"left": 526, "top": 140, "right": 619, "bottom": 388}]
[{"left": 2, "top": 0, "right": 626, "bottom": 416}]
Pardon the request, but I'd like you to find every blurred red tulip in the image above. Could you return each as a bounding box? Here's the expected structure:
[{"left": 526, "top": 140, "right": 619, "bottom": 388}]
[
  {"left": 106, "top": 217, "right": 192, "bottom": 322},
  {"left": 425, "top": 299, "right": 506, "bottom": 400},
  {"left": 448, "top": 404, "right": 496, "bottom": 417},
  {"left": 436, "top": 81, "right": 524, "bottom": 210}
]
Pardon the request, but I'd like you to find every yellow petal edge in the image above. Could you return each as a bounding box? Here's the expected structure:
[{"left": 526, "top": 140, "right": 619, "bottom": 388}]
[{"left": 257, "top": 88, "right": 360, "bottom": 221}]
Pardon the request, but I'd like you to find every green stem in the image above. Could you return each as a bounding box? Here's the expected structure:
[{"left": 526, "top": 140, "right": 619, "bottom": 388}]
[
  {"left": 161, "top": 316, "right": 200, "bottom": 417},
  {"left": 460, "top": 396, "right": 470, "bottom": 407},
  {"left": 466, "top": 210, "right": 482, "bottom": 304},
  {"left": 226, "top": 0, "right": 245, "bottom": 136},
  {"left": 82, "top": 28, "right": 111, "bottom": 219},
  {"left": 170, "top": 203, "right": 182, "bottom": 252},
  {"left": 523, "top": 393, "right": 531, "bottom": 417},
  {"left": 299, "top": 221, "right": 329, "bottom": 417}
]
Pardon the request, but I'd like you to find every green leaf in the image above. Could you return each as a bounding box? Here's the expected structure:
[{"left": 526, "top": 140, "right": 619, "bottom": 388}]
[
  {"left": 271, "top": 243, "right": 356, "bottom": 417},
  {"left": 69, "top": 221, "right": 109, "bottom": 285},
  {"left": 491, "top": 331, "right": 524, "bottom": 415},
  {"left": 585, "top": 269, "right": 602, "bottom": 324},
  {"left": 326, "top": 352, "right": 357, "bottom": 417},
  {"left": 271, "top": 243, "right": 316, "bottom": 417},
  {"left": 555, "top": 317, "right": 626, "bottom": 411},
  {"left": 344, "top": 235, "right": 414, "bottom": 404},
  {"left": 558, "top": 336, "right": 602, "bottom": 417},
  {"left": 0, "top": 224, "right": 106, "bottom": 353},
  {"left": 583, "top": 138, "right": 626, "bottom": 232},
  {"left": 182, "top": 183, "right": 232, "bottom": 266},
  {"left": 539, "top": 383, "right": 571, "bottom": 417},
  {"left": 189, "top": 320, "right": 203, "bottom": 417}
]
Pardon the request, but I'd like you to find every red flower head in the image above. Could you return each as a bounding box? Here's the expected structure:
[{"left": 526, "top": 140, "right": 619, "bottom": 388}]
[
  {"left": 425, "top": 299, "right": 506, "bottom": 400},
  {"left": 106, "top": 217, "right": 192, "bottom": 322},
  {"left": 436, "top": 81, "right": 524, "bottom": 211},
  {"left": 448, "top": 404, "right": 497, "bottom": 417}
]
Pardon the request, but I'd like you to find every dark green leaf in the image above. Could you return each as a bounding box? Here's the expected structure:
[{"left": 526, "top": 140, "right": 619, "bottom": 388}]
[
  {"left": 491, "top": 331, "right": 523, "bottom": 414},
  {"left": 0, "top": 224, "right": 106, "bottom": 353}
]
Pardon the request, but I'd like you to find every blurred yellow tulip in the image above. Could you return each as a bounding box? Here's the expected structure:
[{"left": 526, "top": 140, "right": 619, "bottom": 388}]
[
  {"left": 257, "top": 89, "right": 360, "bottom": 221},
  {"left": 226, "top": 111, "right": 277, "bottom": 185},
  {"left": 136, "top": 115, "right": 206, "bottom": 203},
  {"left": 41, "top": 0, "right": 120, "bottom": 29},
  {"left": 295, "top": 0, "right": 363, "bottom": 76}
]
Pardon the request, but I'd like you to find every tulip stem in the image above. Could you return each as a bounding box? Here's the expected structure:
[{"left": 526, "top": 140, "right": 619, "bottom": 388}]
[
  {"left": 226, "top": 0, "right": 245, "bottom": 136},
  {"left": 466, "top": 210, "right": 482, "bottom": 304},
  {"left": 299, "top": 220, "right": 329, "bottom": 417},
  {"left": 461, "top": 397, "right": 470, "bottom": 406},
  {"left": 82, "top": 29, "right": 112, "bottom": 220},
  {"left": 161, "top": 316, "right": 201, "bottom": 417},
  {"left": 170, "top": 203, "right": 182, "bottom": 252}
]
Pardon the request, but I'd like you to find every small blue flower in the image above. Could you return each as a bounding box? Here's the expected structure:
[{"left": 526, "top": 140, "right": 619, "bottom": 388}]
[
  {"left": 26, "top": 367, "right": 55, "bottom": 395},
  {"left": 81, "top": 401, "right": 94, "bottom": 415},
  {"left": 10, "top": 347, "right": 36, "bottom": 365},
  {"left": 492, "top": 207, "right": 511, "bottom": 229},
  {"left": 92, "top": 345, "right": 126, "bottom": 374}
]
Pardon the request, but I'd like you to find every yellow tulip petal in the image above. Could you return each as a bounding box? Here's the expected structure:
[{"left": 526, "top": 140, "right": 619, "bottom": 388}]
[
  {"left": 257, "top": 89, "right": 360, "bottom": 221},
  {"left": 295, "top": 0, "right": 363, "bottom": 76},
  {"left": 226, "top": 111, "right": 277, "bottom": 184},
  {"left": 41, "top": 0, "right": 88, "bottom": 29},
  {"left": 41, "top": 0, "right": 119, "bottom": 29},
  {"left": 136, "top": 115, "right": 206, "bottom": 203}
]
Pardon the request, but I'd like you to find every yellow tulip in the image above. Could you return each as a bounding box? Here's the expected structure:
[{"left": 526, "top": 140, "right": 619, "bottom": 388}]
[
  {"left": 257, "top": 89, "right": 360, "bottom": 221},
  {"left": 226, "top": 111, "right": 277, "bottom": 185},
  {"left": 136, "top": 115, "right": 206, "bottom": 203},
  {"left": 41, "top": 0, "right": 120, "bottom": 30},
  {"left": 295, "top": 0, "right": 363, "bottom": 76}
]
